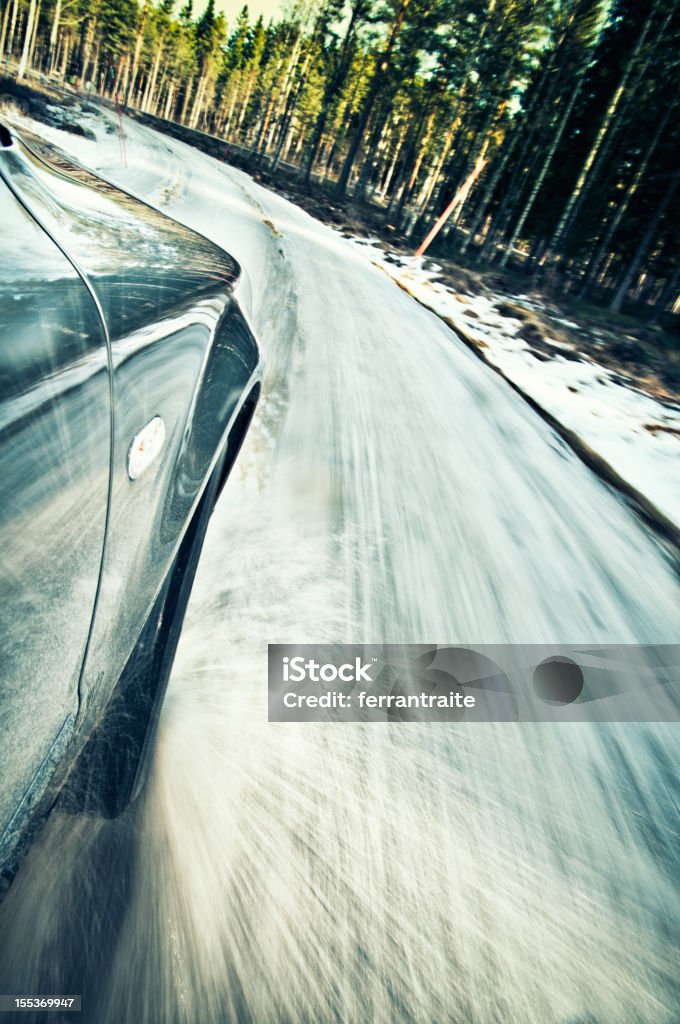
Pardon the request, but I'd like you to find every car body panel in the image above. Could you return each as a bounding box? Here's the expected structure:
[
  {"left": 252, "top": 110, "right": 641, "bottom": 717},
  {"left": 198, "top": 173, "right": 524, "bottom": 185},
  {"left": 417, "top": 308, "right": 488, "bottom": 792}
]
[
  {"left": 0, "top": 127, "right": 261, "bottom": 878},
  {"left": 0, "top": 161, "right": 111, "bottom": 848}
]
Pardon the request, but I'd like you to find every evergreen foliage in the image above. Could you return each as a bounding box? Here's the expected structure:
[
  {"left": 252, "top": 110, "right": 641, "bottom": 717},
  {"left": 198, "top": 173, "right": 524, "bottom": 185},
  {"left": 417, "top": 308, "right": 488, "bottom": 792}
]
[{"left": 2, "top": 0, "right": 678, "bottom": 318}]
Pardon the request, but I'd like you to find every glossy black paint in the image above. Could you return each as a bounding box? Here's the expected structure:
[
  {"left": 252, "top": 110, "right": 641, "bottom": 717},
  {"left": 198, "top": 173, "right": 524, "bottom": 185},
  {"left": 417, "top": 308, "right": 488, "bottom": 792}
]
[{"left": 0, "top": 126, "right": 260, "bottom": 879}]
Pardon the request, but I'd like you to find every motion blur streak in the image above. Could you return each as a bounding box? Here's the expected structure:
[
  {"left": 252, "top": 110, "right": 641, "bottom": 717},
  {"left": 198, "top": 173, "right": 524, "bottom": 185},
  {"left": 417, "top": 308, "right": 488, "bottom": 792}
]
[{"left": 0, "top": 112, "right": 678, "bottom": 1024}]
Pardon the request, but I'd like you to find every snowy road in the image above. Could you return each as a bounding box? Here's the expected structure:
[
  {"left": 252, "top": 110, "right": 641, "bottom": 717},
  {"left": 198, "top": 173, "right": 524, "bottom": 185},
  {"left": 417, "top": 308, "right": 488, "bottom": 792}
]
[{"left": 1, "top": 110, "right": 679, "bottom": 1023}]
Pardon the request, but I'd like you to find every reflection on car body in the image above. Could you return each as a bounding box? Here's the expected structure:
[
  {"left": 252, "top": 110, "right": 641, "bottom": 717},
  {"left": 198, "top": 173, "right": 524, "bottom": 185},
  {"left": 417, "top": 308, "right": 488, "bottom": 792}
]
[{"left": 0, "top": 123, "right": 261, "bottom": 889}]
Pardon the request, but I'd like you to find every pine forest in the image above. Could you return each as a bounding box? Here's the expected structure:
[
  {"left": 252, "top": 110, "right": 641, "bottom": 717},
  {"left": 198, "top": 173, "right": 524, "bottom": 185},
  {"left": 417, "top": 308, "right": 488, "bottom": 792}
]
[{"left": 2, "top": 0, "right": 679, "bottom": 321}]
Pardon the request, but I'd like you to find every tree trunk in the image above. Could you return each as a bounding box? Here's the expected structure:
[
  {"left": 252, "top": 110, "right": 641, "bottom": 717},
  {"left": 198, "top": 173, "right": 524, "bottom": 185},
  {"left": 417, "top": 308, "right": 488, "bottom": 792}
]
[
  {"left": 179, "top": 75, "right": 194, "bottom": 123},
  {"left": 59, "top": 34, "right": 70, "bottom": 77},
  {"left": 442, "top": 93, "right": 509, "bottom": 246},
  {"left": 403, "top": 90, "right": 472, "bottom": 235},
  {"left": 354, "top": 105, "right": 392, "bottom": 197},
  {"left": 272, "top": 46, "right": 312, "bottom": 170},
  {"left": 579, "top": 102, "right": 673, "bottom": 296},
  {"left": 252, "top": 45, "right": 290, "bottom": 156},
  {"left": 336, "top": 0, "right": 412, "bottom": 195},
  {"left": 303, "top": 0, "right": 368, "bottom": 183},
  {"left": 0, "top": 2, "right": 11, "bottom": 63},
  {"left": 163, "top": 81, "right": 175, "bottom": 120},
  {"left": 125, "top": 1, "right": 149, "bottom": 106},
  {"left": 79, "top": 16, "right": 97, "bottom": 84},
  {"left": 28, "top": 0, "right": 40, "bottom": 69},
  {"left": 235, "top": 74, "right": 253, "bottom": 134},
  {"left": 650, "top": 260, "right": 680, "bottom": 324},
  {"left": 141, "top": 44, "right": 162, "bottom": 111},
  {"left": 610, "top": 167, "right": 680, "bottom": 313},
  {"left": 387, "top": 108, "right": 432, "bottom": 221},
  {"left": 404, "top": 142, "right": 490, "bottom": 273},
  {"left": 17, "top": 0, "right": 38, "bottom": 78},
  {"left": 5, "top": 0, "right": 19, "bottom": 63},
  {"left": 458, "top": 50, "right": 561, "bottom": 258},
  {"left": 220, "top": 80, "right": 237, "bottom": 137},
  {"left": 189, "top": 71, "right": 207, "bottom": 128},
  {"left": 115, "top": 52, "right": 130, "bottom": 96},
  {"left": 546, "top": 0, "right": 665, "bottom": 263},
  {"left": 48, "top": 0, "right": 61, "bottom": 72},
  {"left": 379, "top": 117, "right": 409, "bottom": 200},
  {"left": 264, "top": 34, "right": 304, "bottom": 157},
  {"left": 498, "top": 64, "right": 587, "bottom": 269}
]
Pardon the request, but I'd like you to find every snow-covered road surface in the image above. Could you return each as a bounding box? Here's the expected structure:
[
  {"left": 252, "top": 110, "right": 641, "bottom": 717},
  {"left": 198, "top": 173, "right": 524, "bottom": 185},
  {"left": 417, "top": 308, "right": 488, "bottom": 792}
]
[
  {"left": 1, "top": 109, "right": 679, "bottom": 1024},
  {"left": 346, "top": 235, "right": 680, "bottom": 531}
]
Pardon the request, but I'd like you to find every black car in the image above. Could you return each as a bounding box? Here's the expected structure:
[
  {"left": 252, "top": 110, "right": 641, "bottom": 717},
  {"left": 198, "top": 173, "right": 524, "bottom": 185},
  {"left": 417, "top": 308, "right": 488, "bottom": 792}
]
[{"left": 0, "top": 122, "right": 261, "bottom": 888}]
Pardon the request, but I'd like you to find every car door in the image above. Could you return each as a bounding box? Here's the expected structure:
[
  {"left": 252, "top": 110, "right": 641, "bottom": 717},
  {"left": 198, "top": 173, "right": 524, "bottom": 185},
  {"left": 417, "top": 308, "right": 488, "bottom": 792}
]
[
  {"left": 2, "top": 129, "right": 257, "bottom": 721},
  {"left": 0, "top": 147, "right": 111, "bottom": 858}
]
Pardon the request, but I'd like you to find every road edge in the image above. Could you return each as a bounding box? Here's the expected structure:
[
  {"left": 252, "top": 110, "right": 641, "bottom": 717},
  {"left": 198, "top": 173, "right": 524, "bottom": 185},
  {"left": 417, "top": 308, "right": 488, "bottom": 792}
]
[{"left": 384, "top": 267, "right": 680, "bottom": 558}]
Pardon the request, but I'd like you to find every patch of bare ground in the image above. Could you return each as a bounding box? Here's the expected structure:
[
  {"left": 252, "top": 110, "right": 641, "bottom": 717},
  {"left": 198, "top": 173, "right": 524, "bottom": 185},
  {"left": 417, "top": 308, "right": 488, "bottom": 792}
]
[{"left": 0, "top": 76, "right": 97, "bottom": 139}]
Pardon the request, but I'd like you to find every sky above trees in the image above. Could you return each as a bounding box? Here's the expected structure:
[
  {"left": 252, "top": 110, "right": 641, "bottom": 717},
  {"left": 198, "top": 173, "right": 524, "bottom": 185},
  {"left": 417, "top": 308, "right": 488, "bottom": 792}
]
[{"left": 215, "top": 0, "right": 279, "bottom": 28}]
